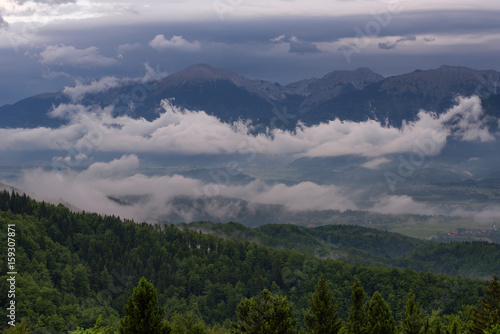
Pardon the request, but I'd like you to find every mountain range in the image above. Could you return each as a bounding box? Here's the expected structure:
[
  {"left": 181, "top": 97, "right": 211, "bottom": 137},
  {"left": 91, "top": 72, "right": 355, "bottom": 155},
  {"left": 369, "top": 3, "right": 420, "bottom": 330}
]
[{"left": 1, "top": 64, "right": 500, "bottom": 129}]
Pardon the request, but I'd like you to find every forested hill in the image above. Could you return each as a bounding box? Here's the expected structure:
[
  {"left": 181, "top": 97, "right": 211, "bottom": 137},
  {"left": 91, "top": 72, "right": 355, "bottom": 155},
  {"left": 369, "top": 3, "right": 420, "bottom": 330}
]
[
  {"left": 184, "top": 221, "right": 500, "bottom": 278},
  {"left": 0, "top": 190, "right": 496, "bottom": 333}
]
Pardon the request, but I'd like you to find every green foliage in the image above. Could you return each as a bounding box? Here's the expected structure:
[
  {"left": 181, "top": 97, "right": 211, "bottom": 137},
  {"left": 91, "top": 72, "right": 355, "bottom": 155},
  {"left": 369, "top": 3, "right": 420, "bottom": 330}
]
[
  {"left": 483, "top": 324, "right": 500, "bottom": 334},
  {"left": 3, "top": 317, "right": 32, "bottom": 333},
  {"left": 304, "top": 276, "right": 342, "bottom": 334},
  {"left": 344, "top": 278, "right": 366, "bottom": 334},
  {"left": 185, "top": 221, "right": 426, "bottom": 264},
  {"left": 468, "top": 275, "right": 500, "bottom": 334},
  {"left": 69, "top": 316, "right": 113, "bottom": 334},
  {"left": 232, "top": 289, "right": 297, "bottom": 334},
  {"left": 119, "top": 277, "right": 169, "bottom": 334},
  {"left": 364, "top": 291, "right": 396, "bottom": 334},
  {"left": 400, "top": 290, "right": 426, "bottom": 334},
  {"left": 170, "top": 312, "right": 207, "bottom": 334},
  {"left": 186, "top": 221, "right": 500, "bottom": 279},
  {"left": 396, "top": 242, "right": 500, "bottom": 278},
  {"left": 0, "top": 190, "right": 492, "bottom": 333}
]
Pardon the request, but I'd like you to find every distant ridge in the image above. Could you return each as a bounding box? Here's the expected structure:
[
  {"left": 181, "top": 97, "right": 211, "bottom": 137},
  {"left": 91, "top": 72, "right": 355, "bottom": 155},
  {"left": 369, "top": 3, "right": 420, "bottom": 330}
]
[
  {"left": 304, "top": 65, "right": 500, "bottom": 126},
  {"left": 0, "top": 64, "right": 499, "bottom": 129}
]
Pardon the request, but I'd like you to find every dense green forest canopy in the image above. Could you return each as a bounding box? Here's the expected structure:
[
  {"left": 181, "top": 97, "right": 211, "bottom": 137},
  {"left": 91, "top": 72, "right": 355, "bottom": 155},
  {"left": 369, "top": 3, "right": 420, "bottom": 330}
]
[
  {"left": 183, "top": 221, "right": 500, "bottom": 278},
  {"left": 0, "top": 190, "right": 498, "bottom": 333}
]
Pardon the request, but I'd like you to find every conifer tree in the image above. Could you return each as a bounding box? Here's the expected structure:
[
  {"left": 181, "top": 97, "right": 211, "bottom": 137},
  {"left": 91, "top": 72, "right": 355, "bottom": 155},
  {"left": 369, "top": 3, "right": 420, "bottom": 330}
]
[
  {"left": 119, "top": 277, "right": 170, "bottom": 334},
  {"left": 304, "top": 276, "right": 343, "bottom": 334},
  {"left": 400, "top": 290, "right": 426, "bottom": 334},
  {"left": 344, "top": 278, "right": 366, "bottom": 334},
  {"left": 468, "top": 274, "right": 500, "bottom": 334},
  {"left": 364, "top": 291, "right": 396, "bottom": 334},
  {"left": 232, "top": 289, "right": 297, "bottom": 334}
]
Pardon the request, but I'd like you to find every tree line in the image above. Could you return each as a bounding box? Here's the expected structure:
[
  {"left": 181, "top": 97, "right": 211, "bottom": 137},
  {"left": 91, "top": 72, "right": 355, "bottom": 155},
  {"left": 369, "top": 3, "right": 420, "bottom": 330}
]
[{"left": 44, "top": 274, "right": 499, "bottom": 334}]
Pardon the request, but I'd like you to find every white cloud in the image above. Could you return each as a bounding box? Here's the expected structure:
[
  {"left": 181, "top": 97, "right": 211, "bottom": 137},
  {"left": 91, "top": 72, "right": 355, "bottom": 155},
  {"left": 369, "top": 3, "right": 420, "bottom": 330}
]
[
  {"left": 10, "top": 154, "right": 356, "bottom": 222},
  {"left": 0, "top": 96, "right": 495, "bottom": 159},
  {"left": 142, "top": 62, "right": 169, "bottom": 82},
  {"left": 81, "top": 154, "right": 139, "bottom": 179},
  {"left": 60, "top": 63, "right": 167, "bottom": 103},
  {"left": 53, "top": 152, "right": 88, "bottom": 163},
  {"left": 14, "top": 152, "right": 493, "bottom": 224},
  {"left": 438, "top": 96, "right": 495, "bottom": 142},
  {"left": 222, "top": 180, "right": 356, "bottom": 211},
  {"left": 62, "top": 76, "right": 127, "bottom": 102},
  {"left": 293, "top": 96, "right": 493, "bottom": 158},
  {"left": 271, "top": 34, "right": 286, "bottom": 43},
  {"left": 149, "top": 34, "right": 201, "bottom": 52},
  {"left": 40, "top": 44, "right": 117, "bottom": 68},
  {"left": 1, "top": 0, "right": 129, "bottom": 26},
  {"left": 362, "top": 157, "right": 391, "bottom": 170},
  {"left": 371, "top": 195, "right": 439, "bottom": 215}
]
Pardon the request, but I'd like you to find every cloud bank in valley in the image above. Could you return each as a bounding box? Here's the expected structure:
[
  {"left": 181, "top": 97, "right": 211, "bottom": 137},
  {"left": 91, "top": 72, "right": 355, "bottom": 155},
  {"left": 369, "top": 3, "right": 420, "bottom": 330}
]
[
  {"left": 11, "top": 152, "right": 498, "bottom": 224},
  {"left": 11, "top": 154, "right": 357, "bottom": 223},
  {"left": 1, "top": 95, "right": 498, "bottom": 222},
  {"left": 0, "top": 96, "right": 495, "bottom": 159}
]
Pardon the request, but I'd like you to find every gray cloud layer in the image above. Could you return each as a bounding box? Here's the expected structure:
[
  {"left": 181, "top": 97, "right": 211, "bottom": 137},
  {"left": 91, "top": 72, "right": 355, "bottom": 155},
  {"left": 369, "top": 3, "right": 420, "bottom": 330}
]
[{"left": 2, "top": 9, "right": 500, "bottom": 105}]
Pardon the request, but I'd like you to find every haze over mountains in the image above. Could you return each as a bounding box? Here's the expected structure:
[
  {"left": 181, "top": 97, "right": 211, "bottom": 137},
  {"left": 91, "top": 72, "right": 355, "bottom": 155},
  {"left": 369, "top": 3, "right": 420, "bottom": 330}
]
[
  {"left": 1, "top": 64, "right": 499, "bottom": 129},
  {"left": 1, "top": 64, "right": 500, "bottom": 230}
]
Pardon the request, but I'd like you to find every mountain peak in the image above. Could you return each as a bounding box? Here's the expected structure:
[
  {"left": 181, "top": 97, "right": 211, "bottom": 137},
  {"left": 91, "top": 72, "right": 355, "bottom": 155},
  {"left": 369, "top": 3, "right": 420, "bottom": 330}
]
[
  {"left": 285, "top": 67, "right": 384, "bottom": 112},
  {"left": 321, "top": 67, "right": 384, "bottom": 84},
  {"left": 168, "top": 63, "right": 247, "bottom": 86}
]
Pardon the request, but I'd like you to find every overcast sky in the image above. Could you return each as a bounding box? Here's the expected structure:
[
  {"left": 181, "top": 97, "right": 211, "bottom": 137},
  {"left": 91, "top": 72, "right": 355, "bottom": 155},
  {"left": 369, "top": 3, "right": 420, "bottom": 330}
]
[{"left": 1, "top": 0, "right": 500, "bottom": 105}]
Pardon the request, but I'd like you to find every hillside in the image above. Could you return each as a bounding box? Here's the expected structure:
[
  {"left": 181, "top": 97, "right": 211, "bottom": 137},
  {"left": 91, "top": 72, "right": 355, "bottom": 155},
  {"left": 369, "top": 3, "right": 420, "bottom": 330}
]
[
  {"left": 184, "top": 221, "right": 500, "bottom": 278},
  {"left": 0, "top": 190, "right": 491, "bottom": 333}
]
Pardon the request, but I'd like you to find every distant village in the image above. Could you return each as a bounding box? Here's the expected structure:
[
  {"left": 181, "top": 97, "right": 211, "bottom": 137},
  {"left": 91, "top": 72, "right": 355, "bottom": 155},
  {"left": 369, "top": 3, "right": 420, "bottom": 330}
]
[{"left": 447, "top": 224, "right": 497, "bottom": 237}]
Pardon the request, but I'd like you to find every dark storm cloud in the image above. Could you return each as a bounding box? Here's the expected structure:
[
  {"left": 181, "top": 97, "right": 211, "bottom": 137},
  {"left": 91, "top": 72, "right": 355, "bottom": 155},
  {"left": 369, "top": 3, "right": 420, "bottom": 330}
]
[
  {"left": 378, "top": 42, "right": 396, "bottom": 50},
  {"left": 2, "top": 9, "right": 500, "bottom": 105},
  {"left": 378, "top": 35, "right": 416, "bottom": 50},
  {"left": 30, "top": 9, "right": 500, "bottom": 49},
  {"left": 190, "top": 9, "right": 500, "bottom": 44},
  {"left": 375, "top": 9, "right": 500, "bottom": 37}
]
